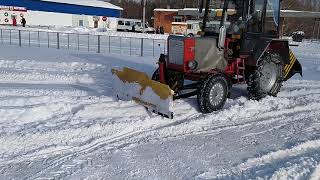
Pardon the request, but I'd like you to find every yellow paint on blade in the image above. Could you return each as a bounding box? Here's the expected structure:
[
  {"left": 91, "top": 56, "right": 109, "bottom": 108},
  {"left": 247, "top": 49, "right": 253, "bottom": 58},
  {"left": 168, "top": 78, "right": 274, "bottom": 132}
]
[
  {"left": 112, "top": 67, "right": 173, "bottom": 100},
  {"left": 284, "top": 50, "right": 297, "bottom": 78}
]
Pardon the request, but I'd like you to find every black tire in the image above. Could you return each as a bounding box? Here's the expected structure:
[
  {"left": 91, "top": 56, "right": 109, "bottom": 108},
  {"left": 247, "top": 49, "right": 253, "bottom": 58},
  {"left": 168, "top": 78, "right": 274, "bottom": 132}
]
[
  {"left": 187, "top": 33, "right": 194, "bottom": 37},
  {"left": 197, "top": 75, "right": 228, "bottom": 113},
  {"left": 247, "top": 53, "right": 284, "bottom": 100},
  {"left": 152, "top": 68, "right": 160, "bottom": 81}
]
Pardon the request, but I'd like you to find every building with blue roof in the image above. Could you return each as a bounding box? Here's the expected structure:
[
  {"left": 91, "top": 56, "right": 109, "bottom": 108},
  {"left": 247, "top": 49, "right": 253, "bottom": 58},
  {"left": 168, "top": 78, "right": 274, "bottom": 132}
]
[{"left": 0, "top": 0, "right": 122, "bottom": 28}]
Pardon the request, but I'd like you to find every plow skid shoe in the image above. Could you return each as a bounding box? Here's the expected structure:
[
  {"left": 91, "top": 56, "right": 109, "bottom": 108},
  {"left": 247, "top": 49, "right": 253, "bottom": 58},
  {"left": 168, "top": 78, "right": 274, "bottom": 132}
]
[{"left": 111, "top": 67, "right": 174, "bottom": 119}]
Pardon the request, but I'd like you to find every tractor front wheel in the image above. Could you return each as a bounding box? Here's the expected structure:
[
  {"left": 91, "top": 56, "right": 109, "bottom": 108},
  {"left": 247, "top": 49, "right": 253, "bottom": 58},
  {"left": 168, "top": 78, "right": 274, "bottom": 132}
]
[{"left": 197, "top": 75, "right": 228, "bottom": 113}]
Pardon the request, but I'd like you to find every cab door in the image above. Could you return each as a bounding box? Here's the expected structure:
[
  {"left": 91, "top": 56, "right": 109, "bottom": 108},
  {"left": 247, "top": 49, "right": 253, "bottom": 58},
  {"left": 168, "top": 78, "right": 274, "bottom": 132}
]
[{"left": 241, "top": 0, "right": 282, "bottom": 63}]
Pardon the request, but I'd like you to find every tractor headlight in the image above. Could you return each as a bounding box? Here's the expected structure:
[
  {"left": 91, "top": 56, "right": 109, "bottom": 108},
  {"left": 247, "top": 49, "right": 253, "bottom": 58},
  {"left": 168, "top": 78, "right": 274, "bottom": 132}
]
[{"left": 188, "top": 61, "right": 198, "bottom": 70}]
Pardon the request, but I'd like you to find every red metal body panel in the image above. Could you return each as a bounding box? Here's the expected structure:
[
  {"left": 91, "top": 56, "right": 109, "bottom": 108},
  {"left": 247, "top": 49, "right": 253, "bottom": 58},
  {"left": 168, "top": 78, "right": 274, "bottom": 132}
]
[
  {"left": 168, "top": 37, "right": 195, "bottom": 73},
  {"left": 165, "top": 36, "right": 246, "bottom": 85},
  {"left": 159, "top": 61, "right": 166, "bottom": 83},
  {"left": 183, "top": 38, "right": 195, "bottom": 72}
]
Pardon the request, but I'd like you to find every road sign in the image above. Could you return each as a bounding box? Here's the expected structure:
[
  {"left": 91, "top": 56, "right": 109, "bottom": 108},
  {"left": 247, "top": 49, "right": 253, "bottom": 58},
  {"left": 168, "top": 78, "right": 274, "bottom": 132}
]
[{"left": 102, "top": 16, "right": 107, "bottom": 21}]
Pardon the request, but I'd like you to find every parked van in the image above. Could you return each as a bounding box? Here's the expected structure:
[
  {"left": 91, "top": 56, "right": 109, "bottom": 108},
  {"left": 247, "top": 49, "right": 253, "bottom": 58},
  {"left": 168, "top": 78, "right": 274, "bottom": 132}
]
[
  {"left": 134, "top": 22, "right": 155, "bottom": 33},
  {"left": 186, "top": 20, "right": 202, "bottom": 36},
  {"left": 116, "top": 18, "right": 141, "bottom": 32},
  {"left": 114, "top": 18, "right": 154, "bottom": 33},
  {"left": 182, "top": 20, "right": 231, "bottom": 36}
]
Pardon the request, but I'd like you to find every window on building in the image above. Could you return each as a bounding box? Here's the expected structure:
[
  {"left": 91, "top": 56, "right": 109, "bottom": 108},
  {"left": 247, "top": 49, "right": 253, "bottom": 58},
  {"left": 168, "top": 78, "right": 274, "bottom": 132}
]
[
  {"left": 79, "top": 20, "right": 84, "bottom": 27},
  {"left": 173, "top": 16, "right": 183, "bottom": 22},
  {"left": 118, "top": 21, "right": 124, "bottom": 25}
]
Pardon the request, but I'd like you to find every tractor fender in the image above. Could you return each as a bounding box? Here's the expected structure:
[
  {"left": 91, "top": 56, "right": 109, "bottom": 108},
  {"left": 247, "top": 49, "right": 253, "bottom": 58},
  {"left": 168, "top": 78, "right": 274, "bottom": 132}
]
[
  {"left": 254, "top": 40, "right": 302, "bottom": 81},
  {"left": 268, "top": 40, "right": 303, "bottom": 81},
  {"left": 283, "top": 50, "right": 303, "bottom": 81}
]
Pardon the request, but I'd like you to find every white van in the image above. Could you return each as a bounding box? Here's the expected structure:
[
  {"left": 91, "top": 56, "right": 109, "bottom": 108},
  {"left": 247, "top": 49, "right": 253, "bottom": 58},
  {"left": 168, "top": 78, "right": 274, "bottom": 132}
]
[
  {"left": 115, "top": 18, "right": 154, "bottom": 33},
  {"left": 134, "top": 22, "right": 155, "bottom": 33},
  {"left": 185, "top": 20, "right": 231, "bottom": 36},
  {"left": 186, "top": 20, "right": 202, "bottom": 36},
  {"left": 116, "top": 18, "right": 141, "bottom": 32}
]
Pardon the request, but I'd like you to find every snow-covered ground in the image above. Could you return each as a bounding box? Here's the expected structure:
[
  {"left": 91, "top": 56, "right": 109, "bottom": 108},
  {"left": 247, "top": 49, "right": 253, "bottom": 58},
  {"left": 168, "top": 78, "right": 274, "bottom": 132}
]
[{"left": 0, "top": 40, "right": 319, "bottom": 179}]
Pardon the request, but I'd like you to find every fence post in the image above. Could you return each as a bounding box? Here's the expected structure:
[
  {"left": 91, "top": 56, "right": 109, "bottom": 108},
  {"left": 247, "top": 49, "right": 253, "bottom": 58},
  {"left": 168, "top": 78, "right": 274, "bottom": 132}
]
[
  {"left": 317, "top": 20, "right": 320, "bottom": 40},
  {"left": 77, "top": 34, "right": 80, "bottom": 50},
  {"left": 140, "top": 38, "right": 144, "bottom": 56},
  {"left": 28, "top": 31, "right": 31, "bottom": 46},
  {"left": 18, "top": 30, "right": 21, "bottom": 47},
  {"left": 38, "top": 31, "right": 40, "bottom": 47},
  {"left": 129, "top": 37, "right": 132, "bottom": 56},
  {"left": 57, "top": 32, "right": 60, "bottom": 49},
  {"left": 108, "top": 36, "right": 111, "bottom": 54},
  {"left": 87, "top": 34, "right": 90, "bottom": 52},
  {"left": 120, "top": 37, "right": 122, "bottom": 54},
  {"left": 67, "top": 33, "right": 70, "bottom": 49},
  {"left": 9, "top": 30, "right": 11, "bottom": 45},
  {"left": 153, "top": 39, "right": 155, "bottom": 57},
  {"left": 47, "top": 32, "right": 49, "bottom": 48},
  {"left": 97, "top": 35, "right": 101, "bottom": 53}
]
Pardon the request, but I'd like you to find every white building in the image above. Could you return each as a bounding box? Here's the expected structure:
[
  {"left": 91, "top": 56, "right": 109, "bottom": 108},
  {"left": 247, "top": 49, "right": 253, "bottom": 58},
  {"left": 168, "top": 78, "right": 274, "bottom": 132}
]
[{"left": 0, "top": 0, "right": 123, "bottom": 28}]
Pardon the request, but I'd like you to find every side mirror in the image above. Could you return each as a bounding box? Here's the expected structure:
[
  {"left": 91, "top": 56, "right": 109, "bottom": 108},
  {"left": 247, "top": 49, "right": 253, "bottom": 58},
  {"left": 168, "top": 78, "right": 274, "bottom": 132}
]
[
  {"left": 218, "top": 8, "right": 228, "bottom": 49},
  {"left": 218, "top": 25, "right": 226, "bottom": 49}
]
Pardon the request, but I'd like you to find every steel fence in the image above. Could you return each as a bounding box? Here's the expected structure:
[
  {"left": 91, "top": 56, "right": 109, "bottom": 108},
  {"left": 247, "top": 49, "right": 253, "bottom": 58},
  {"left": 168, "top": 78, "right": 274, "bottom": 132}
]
[{"left": 0, "top": 28, "right": 167, "bottom": 57}]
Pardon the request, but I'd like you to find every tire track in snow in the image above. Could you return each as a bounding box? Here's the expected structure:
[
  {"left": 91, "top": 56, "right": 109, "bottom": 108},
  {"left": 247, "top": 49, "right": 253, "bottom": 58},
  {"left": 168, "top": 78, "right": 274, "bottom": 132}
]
[
  {"left": 0, "top": 59, "right": 106, "bottom": 73},
  {"left": 196, "top": 140, "right": 320, "bottom": 180},
  {"left": 269, "top": 157, "right": 319, "bottom": 180},
  {"left": 310, "top": 163, "right": 320, "bottom": 180},
  {"left": 2, "top": 90, "right": 320, "bottom": 179},
  {"left": 0, "top": 70, "right": 94, "bottom": 85},
  {"left": 28, "top": 95, "right": 320, "bottom": 179}
]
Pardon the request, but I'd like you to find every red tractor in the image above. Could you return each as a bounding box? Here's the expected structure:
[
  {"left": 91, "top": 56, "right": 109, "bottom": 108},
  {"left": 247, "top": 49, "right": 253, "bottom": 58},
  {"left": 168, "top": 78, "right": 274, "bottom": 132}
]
[
  {"left": 150, "top": 0, "right": 302, "bottom": 115},
  {"left": 112, "top": 0, "right": 302, "bottom": 119}
]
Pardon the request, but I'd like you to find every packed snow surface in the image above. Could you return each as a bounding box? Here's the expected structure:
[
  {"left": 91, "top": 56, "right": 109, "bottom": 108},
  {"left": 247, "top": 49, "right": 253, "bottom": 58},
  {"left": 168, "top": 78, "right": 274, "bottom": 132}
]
[{"left": 0, "top": 40, "right": 319, "bottom": 179}]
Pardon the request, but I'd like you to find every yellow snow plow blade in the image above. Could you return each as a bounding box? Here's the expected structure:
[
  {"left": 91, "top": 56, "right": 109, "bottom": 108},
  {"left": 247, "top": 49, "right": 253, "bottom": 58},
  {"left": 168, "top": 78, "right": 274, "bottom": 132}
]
[{"left": 111, "top": 67, "right": 174, "bottom": 119}]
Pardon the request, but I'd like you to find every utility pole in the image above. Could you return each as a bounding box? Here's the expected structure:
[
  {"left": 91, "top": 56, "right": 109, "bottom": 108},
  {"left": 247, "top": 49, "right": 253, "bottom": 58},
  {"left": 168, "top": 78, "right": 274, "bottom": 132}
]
[{"left": 142, "top": 0, "right": 146, "bottom": 33}]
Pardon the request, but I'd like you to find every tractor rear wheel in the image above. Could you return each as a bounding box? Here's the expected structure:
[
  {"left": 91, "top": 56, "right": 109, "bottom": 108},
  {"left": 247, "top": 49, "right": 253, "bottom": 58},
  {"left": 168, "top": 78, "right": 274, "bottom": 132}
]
[
  {"left": 247, "top": 53, "right": 283, "bottom": 100},
  {"left": 197, "top": 75, "right": 228, "bottom": 113}
]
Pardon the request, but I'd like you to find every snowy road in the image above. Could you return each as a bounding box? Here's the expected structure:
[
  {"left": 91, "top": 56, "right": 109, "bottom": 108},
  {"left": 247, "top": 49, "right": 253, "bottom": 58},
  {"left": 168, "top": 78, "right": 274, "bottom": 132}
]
[{"left": 0, "top": 41, "right": 319, "bottom": 179}]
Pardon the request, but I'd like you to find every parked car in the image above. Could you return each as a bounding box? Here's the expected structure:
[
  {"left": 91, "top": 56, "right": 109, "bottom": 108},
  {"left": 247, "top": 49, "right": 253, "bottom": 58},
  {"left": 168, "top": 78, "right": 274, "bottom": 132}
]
[{"left": 292, "top": 31, "right": 305, "bottom": 42}]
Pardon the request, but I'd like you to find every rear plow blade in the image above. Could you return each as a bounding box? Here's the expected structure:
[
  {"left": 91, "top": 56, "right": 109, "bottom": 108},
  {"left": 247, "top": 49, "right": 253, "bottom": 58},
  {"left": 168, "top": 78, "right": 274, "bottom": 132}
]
[{"left": 111, "top": 67, "right": 174, "bottom": 119}]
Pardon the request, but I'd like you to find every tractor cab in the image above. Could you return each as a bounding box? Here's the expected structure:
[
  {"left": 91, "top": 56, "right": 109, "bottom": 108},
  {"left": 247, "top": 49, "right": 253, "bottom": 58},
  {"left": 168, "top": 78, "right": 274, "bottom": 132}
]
[{"left": 201, "top": 0, "right": 281, "bottom": 37}]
